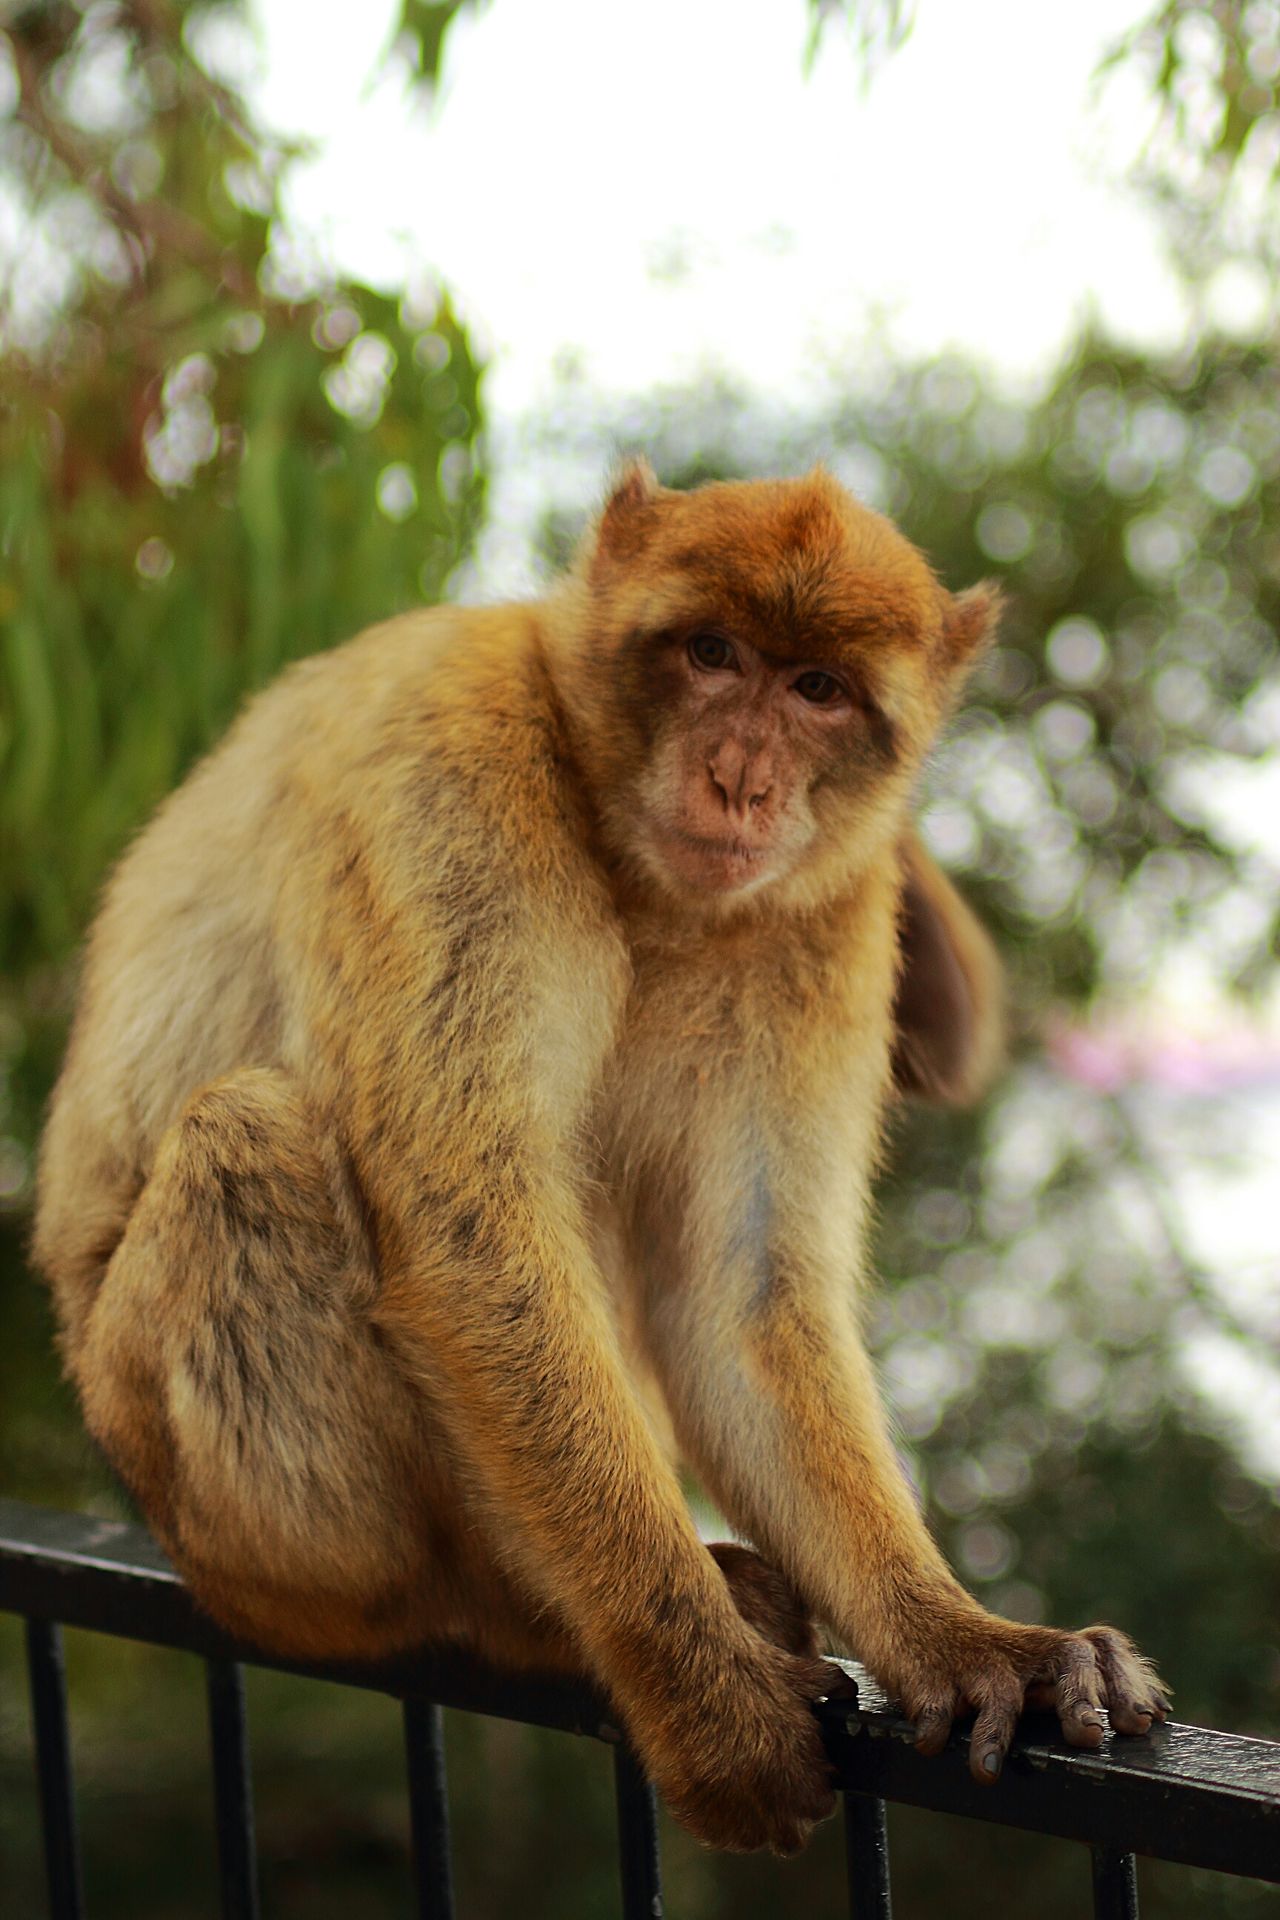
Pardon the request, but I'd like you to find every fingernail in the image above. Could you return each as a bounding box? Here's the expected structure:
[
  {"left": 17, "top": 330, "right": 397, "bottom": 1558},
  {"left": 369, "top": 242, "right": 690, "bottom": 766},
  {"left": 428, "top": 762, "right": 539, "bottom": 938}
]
[{"left": 983, "top": 1751, "right": 1000, "bottom": 1776}]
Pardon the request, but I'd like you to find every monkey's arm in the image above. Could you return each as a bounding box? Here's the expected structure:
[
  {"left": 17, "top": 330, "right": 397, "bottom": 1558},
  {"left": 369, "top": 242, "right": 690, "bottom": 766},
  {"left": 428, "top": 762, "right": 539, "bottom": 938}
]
[
  {"left": 892, "top": 832, "right": 1004, "bottom": 1106},
  {"left": 367, "top": 1045, "right": 835, "bottom": 1851},
  {"left": 642, "top": 1138, "right": 1168, "bottom": 1785}
]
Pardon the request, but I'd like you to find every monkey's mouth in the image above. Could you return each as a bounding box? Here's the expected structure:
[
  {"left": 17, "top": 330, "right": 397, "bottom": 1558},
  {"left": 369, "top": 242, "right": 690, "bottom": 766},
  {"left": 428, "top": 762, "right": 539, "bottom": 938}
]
[{"left": 655, "top": 826, "right": 775, "bottom": 893}]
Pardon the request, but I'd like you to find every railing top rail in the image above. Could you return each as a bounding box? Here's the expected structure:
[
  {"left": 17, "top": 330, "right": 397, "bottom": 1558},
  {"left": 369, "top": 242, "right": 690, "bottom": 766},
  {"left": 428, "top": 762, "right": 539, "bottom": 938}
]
[
  {"left": 0, "top": 1498, "right": 606, "bottom": 1738},
  {"left": 824, "top": 1672, "right": 1280, "bottom": 1883},
  {"left": 3, "top": 1498, "right": 1278, "bottom": 1884}
]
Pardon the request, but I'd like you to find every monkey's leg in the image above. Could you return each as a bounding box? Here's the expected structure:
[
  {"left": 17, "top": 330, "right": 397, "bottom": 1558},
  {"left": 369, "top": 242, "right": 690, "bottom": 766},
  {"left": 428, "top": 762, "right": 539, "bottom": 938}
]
[
  {"left": 74, "top": 1068, "right": 586, "bottom": 1668},
  {"left": 74, "top": 1069, "right": 802, "bottom": 1679}
]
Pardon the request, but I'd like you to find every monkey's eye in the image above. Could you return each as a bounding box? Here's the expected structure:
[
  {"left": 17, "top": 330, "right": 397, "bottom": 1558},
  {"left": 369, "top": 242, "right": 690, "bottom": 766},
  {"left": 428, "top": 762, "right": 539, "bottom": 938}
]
[
  {"left": 688, "top": 632, "right": 737, "bottom": 673},
  {"left": 793, "top": 670, "right": 844, "bottom": 706}
]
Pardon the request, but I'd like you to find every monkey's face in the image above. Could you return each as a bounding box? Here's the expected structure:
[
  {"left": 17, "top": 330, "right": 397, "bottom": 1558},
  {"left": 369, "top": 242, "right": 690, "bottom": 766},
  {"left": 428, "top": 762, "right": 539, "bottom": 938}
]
[
  {"left": 628, "top": 624, "right": 890, "bottom": 899},
  {"left": 564, "top": 463, "right": 999, "bottom": 911}
]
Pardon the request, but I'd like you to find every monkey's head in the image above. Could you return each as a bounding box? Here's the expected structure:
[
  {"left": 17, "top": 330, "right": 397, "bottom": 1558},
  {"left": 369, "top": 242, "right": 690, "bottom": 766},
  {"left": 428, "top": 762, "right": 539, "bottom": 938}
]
[{"left": 549, "top": 460, "right": 1000, "bottom": 916}]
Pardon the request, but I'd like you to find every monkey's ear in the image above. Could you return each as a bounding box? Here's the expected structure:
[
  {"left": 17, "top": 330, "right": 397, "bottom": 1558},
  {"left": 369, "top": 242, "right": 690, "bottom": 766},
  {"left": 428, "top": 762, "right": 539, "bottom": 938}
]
[
  {"left": 941, "top": 582, "right": 1003, "bottom": 668},
  {"left": 591, "top": 457, "right": 662, "bottom": 573},
  {"left": 891, "top": 833, "right": 1004, "bottom": 1106}
]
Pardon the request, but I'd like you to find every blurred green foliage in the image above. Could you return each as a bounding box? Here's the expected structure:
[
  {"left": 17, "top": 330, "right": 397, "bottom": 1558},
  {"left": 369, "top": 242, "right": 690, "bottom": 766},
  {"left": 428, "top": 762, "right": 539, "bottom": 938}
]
[
  {"left": 1, "top": 2, "right": 1279, "bottom": 1918},
  {"left": 838, "top": 0, "right": 1280, "bottom": 194},
  {"left": 1, "top": 0, "right": 484, "bottom": 980},
  {"left": 806, "top": 0, "right": 916, "bottom": 76},
  {"left": 1102, "top": 0, "right": 1280, "bottom": 185},
  {"left": 396, "top": 0, "right": 475, "bottom": 98}
]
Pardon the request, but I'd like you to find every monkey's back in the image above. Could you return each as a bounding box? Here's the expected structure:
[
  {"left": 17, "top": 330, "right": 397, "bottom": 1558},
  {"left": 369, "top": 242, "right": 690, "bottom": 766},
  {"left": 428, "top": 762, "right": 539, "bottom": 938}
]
[{"left": 32, "top": 603, "right": 528, "bottom": 1352}]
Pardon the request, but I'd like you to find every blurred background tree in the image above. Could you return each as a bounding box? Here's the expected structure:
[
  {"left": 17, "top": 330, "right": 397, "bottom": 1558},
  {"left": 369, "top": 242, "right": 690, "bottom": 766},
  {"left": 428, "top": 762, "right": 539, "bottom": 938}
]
[{"left": 1, "top": 2, "right": 1278, "bottom": 1917}]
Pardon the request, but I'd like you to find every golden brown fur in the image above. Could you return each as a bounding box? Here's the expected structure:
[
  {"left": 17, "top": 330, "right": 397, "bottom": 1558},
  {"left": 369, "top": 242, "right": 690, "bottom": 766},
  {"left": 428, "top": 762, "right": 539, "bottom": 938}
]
[{"left": 34, "top": 462, "right": 1165, "bottom": 1853}]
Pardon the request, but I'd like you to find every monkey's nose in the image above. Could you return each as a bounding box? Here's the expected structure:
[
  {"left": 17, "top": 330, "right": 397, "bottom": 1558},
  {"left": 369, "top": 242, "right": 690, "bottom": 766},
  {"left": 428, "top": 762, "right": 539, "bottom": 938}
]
[{"left": 708, "top": 751, "right": 772, "bottom": 827}]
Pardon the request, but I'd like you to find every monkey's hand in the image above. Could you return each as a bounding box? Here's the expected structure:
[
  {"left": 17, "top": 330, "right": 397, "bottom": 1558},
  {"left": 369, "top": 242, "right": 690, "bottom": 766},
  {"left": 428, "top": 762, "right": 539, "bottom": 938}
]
[
  {"left": 883, "top": 1607, "right": 1170, "bottom": 1784},
  {"left": 636, "top": 1629, "right": 842, "bottom": 1855}
]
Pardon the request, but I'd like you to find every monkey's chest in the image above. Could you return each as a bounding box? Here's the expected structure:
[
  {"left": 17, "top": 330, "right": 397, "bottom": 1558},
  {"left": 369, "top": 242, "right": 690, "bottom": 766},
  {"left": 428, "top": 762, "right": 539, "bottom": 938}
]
[{"left": 589, "top": 954, "right": 889, "bottom": 1306}]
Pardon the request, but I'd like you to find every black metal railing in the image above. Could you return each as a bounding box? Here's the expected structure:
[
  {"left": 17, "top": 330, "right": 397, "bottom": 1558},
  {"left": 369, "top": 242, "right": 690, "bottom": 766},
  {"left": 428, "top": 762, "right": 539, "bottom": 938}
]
[{"left": 2, "top": 1498, "right": 1278, "bottom": 1917}]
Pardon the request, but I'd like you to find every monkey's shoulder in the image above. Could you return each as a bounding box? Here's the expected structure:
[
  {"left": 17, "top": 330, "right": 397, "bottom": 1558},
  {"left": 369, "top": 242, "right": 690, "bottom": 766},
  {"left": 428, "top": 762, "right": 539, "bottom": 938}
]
[
  {"left": 300, "top": 602, "right": 582, "bottom": 838},
  {"left": 156, "top": 600, "right": 563, "bottom": 838},
  {"left": 236, "top": 602, "right": 603, "bottom": 919},
  {"left": 254, "top": 601, "right": 548, "bottom": 757},
  {"left": 91, "top": 600, "right": 573, "bottom": 941}
]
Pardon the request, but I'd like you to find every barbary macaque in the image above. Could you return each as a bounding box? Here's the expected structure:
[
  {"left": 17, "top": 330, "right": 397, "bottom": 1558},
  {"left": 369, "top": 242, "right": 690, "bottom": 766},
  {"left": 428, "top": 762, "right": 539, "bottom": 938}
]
[{"left": 34, "top": 462, "right": 1167, "bottom": 1853}]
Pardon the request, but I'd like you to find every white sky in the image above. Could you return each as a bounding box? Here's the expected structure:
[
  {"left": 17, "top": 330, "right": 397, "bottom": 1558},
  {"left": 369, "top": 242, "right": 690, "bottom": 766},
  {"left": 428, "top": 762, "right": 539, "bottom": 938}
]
[{"left": 248, "top": 0, "right": 1204, "bottom": 417}]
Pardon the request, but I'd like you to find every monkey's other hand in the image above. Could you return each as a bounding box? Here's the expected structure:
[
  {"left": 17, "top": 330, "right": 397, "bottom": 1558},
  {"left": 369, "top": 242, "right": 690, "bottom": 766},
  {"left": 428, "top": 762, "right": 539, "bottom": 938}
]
[
  {"left": 895, "top": 1613, "right": 1170, "bottom": 1784},
  {"left": 643, "top": 1637, "right": 839, "bottom": 1855},
  {"left": 709, "top": 1542, "right": 823, "bottom": 1658}
]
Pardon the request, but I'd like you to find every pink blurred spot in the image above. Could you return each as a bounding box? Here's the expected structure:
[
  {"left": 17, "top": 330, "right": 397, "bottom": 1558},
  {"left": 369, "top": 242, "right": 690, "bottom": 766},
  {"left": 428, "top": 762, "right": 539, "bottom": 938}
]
[{"left": 1046, "top": 1013, "right": 1280, "bottom": 1094}]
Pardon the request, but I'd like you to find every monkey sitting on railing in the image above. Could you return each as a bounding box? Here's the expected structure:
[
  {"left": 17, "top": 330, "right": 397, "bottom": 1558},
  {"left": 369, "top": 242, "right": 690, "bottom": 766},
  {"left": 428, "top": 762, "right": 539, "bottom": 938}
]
[{"left": 34, "top": 462, "right": 1167, "bottom": 1854}]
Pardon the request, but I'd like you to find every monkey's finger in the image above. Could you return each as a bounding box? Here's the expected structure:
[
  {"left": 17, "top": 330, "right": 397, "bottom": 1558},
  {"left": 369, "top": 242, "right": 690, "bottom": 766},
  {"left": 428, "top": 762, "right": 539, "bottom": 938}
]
[
  {"left": 1053, "top": 1642, "right": 1106, "bottom": 1750},
  {"left": 793, "top": 1655, "right": 855, "bottom": 1703},
  {"left": 1085, "top": 1627, "right": 1171, "bottom": 1735},
  {"left": 812, "top": 1660, "right": 860, "bottom": 1703},
  {"left": 912, "top": 1702, "right": 955, "bottom": 1758},
  {"left": 967, "top": 1675, "right": 1023, "bottom": 1784}
]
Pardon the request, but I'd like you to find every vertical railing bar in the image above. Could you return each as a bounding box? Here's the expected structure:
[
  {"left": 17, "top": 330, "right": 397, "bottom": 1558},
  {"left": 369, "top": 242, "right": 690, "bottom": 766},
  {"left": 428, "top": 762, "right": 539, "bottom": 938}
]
[
  {"left": 612, "top": 1742, "right": 663, "bottom": 1920},
  {"left": 844, "top": 1791, "right": 892, "bottom": 1919},
  {"left": 205, "top": 1658, "right": 260, "bottom": 1920},
  {"left": 403, "top": 1698, "right": 456, "bottom": 1920},
  {"left": 25, "top": 1617, "right": 86, "bottom": 1920},
  {"left": 1091, "top": 1846, "right": 1140, "bottom": 1919}
]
